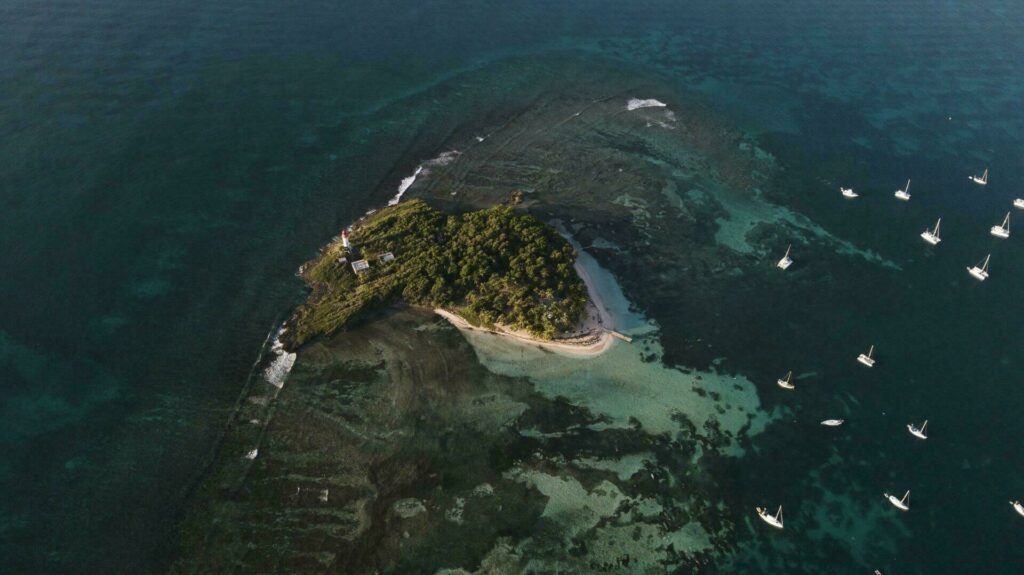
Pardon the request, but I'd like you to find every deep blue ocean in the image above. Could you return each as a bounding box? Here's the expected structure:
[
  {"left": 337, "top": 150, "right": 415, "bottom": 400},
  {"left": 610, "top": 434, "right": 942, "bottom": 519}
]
[{"left": 3, "top": 1, "right": 1024, "bottom": 573}]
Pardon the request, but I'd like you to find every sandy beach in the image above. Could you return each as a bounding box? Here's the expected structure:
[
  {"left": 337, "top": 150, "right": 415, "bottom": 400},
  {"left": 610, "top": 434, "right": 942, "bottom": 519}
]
[{"left": 434, "top": 251, "right": 619, "bottom": 357}]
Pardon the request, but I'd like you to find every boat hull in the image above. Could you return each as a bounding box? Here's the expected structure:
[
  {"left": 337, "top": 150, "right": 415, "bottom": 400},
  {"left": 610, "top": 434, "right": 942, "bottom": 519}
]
[
  {"left": 894, "top": 191, "right": 910, "bottom": 201},
  {"left": 968, "top": 267, "right": 989, "bottom": 281},
  {"left": 991, "top": 227, "right": 1009, "bottom": 239},
  {"left": 821, "top": 419, "right": 844, "bottom": 426},
  {"left": 921, "top": 232, "right": 941, "bottom": 245},
  {"left": 970, "top": 176, "right": 987, "bottom": 185},
  {"left": 857, "top": 355, "right": 875, "bottom": 367},
  {"left": 1012, "top": 502, "right": 1024, "bottom": 518},
  {"left": 777, "top": 379, "right": 795, "bottom": 390},
  {"left": 1014, "top": 199, "right": 1024, "bottom": 210},
  {"left": 907, "top": 425, "right": 927, "bottom": 440},
  {"left": 885, "top": 494, "right": 909, "bottom": 511},
  {"left": 777, "top": 257, "right": 793, "bottom": 270},
  {"left": 756, "top": 508, "right": 784, "bottom": 529}
]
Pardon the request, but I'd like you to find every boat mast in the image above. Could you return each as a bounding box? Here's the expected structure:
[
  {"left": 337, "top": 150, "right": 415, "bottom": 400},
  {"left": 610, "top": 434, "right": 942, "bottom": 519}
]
[
  {"left": 934, "top": 218, "right": 941, "bottom": 236},
  {"left": 982, "top": 254, "right": 991, "bottom": 272},
  {"left": 921, "top": 420, "right": 928, "bottom": 433},
  {"left": 902, "top": 491, "right": 910, "bottom": 505},
  {"left": 905, "top": 179, "right": 911, "bottom": 193},
  {"left": 868, "top": 345, "right": 874, "bottom": 359}
]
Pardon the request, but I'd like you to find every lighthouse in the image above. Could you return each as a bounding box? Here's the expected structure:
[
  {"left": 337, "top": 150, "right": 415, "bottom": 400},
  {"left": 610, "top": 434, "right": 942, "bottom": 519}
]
[{"left": 341, "top": 229, "right": 351, "bottom": 251}]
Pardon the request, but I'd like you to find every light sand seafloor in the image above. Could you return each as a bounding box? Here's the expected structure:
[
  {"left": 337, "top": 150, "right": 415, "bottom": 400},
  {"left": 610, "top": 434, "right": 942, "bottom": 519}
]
[{"left": 171, "top": 59, "right": 914, "bottom": 574}]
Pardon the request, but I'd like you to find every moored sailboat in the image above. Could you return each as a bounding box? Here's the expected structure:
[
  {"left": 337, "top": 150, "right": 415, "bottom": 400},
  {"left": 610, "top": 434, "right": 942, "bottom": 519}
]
[
  {"left": 921, "top": 217, "right": 941, "bottom": 245},
  {"left": 967, "top": 254, "right": 991, "bottom": 281},
  {"left": 777, "top": 244, "right": 793, "bottom": 270},
  {"left": 841, "top": 187, "right": 859, "bottom": 199},
  {"left": 907, "top": 420, "right": 928, "bottom": 440},
  {"left": 777, "top": 370, "right": 795, "bottom": 390},
  {"left": 884, "top": 490, "right": 911, "bottom": 511},
  {"left": 894, "top": 179, "right": 911, "bottom": 201},
  {"left": 756, "top": 505, "right": 784, "bottom": 529},
  {"left": 990, "top": 212, "right": 1010, "bottom": 239},
  {"left": 1014, "top": 198, "right": 1024, "bottom": 210},
  {"left": 1012, "top": 501, "right": 1024, "bottom": 518},
  {"left": 821, "top": 419, "right": 845, "bottom": 427},
  {"left": 857, "top": 345, "right": 876, "bottom": 367},
  {"left": 969, "top": 168, "right": 988, "bottom": 185}
]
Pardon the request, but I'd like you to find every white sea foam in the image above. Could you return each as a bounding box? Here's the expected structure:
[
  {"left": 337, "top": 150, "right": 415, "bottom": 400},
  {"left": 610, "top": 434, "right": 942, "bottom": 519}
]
[
  {"left": 427, "top": 150, "right": 460, "bottom": 166},
  {"left": 263, "top": 326, "right": 296, "bottom": 389},
  {"left": 626, "top": 98, "right": 668, "bottom": 111},
  {"left": 388, "top": 166, "right": 423, "bottom": 206}
]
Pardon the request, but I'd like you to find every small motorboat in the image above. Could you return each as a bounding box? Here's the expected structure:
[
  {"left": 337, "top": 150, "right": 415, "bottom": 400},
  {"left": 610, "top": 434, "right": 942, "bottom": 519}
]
[
  {"left": 841, "top": 187, "right": 859, "bottom": 199},
  {"left": 777, "top": 244, "right": 793, "bottom": 270},
  {"left": 991, "top": 212, "right": 1010, "bottom": 239},
  {"left": 777, "top": 370, "right": 795, "bottom": 390},
  {"left": 969, "top": 168, "right": 988, "bottom": 185},
  {"left": 884, "top": 490, "right": 910, "bottom": 511},
  {"left": 821, "top": 419, "right": 845, "bottom": 427},
  {"left": 907, "top": 420, "right": 928, "bottom": 440},
  {"left": 967, "top": 254, "right": 991, "bottom": 281},
  {"left": 921, "top": 217, "right": 941, "bottom": 245},
  {"left": 756, "top": 505, "right": 784, "bottom": 529},
  {"left": 857, "top": 345, "right": 876, "bottom": 367},
  {"left": 1014, "top": 198, "right": 1024, "bottom": 210},
  {"left": 1012, "top": 500, "right": 1024, "bottom": 518},
  {"left": 245, "top": 448, "right": 259, "bottom": 460},
  {"left": 894, "top": 179, "right": 911, "bottom": 201}
]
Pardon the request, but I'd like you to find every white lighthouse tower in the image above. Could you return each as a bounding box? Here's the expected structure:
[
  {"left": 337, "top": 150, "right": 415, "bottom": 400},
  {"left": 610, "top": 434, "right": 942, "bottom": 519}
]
[{"left": 341, "top": 229, "right": 351, "bottom": 251}]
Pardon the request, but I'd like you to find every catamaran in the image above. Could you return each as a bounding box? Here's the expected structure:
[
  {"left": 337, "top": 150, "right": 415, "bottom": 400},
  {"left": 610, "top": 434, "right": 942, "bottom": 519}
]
[
  {"left": 857, "top": 345, "right": 876, "bottom": 367},
  {"left": 1014, "top": 198, "right": 1024, "bottom": 210},
  {"left": 907, "top": 420, "right": 928, "bottom": 440},
  {"left": 920, "top": 217, "right": 941, "bottom": 245},
  {"left": 885, "top": 490, "right": 910, "bottom": 511},
  {"left": 841, "top": 187, "right": 859, "bottom": 199},
  {"left": 967, "top": 254, "right": 991, "bottom": 281},
  {"left": 991, "top": 212, "right": 1010, "bottom": 239},
  {"left": 969, "top": 168, "right": 988, "bottom": 185},
  {"left": 821, "top": 419, "right": 845, "bottom": 427},
  {"left": 777, "top": 244, "right": 793, "bottom": 270},
  {"left": 894, "top": 179, "right": 911, "bottom": 201},
  {"left": 777, "top": 370, "right": 795, "bottom": 390},
  {"left": 756, "top": 505, "right": 784, "bottom": 529},
  {"left": 1012, "top": 500, "right": 1024, "bottom": 518}
]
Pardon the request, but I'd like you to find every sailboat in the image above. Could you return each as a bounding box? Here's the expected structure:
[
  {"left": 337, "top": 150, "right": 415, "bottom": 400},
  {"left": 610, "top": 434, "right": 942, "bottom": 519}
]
[
  {"left": 777, "top": 244, "right": 794, "bottom": 270},
  {"left": 967, "top": 254, "right": 991, "bottom": 281},
  {"left": 894, "top": 179, "right": 911, "bottom": 201},
  {"left": 969, "top": 168, "right": 988, "bottom": 185},
  {"left": 821, "top": 419, "right": 845, "bottom": 427},
  {"left": 920, "top": 217, "right": 942, "bottom": 245},
  {"left": 857, "top": 345, "right": 876, "bottom": 367},
  {"left": 777, "top": 370, "right": 795, "bottom": 390},
  {"left": 244, "top": 448, "right": 259, "bottom": 460},
  {"left": 756, "top": 505, "right": 784, "bottom": 529},
  {"left": 841, "top": 187, "right": 859, "bottom": 199},
  {"left": 884, "top": 490, "right": 911, "bottom": 511},
  {"left": 907, "top": 420, "right": 928, "bottom": 440},
  {"left": 1011, "top": 501, "right": 1024, "bottom": 518},
  {"left": 1014, "top": 198, "right": 1024, "bottom": 210},
  {"left": 990, "top": 212, "right": 1010, "bottom": 239}
]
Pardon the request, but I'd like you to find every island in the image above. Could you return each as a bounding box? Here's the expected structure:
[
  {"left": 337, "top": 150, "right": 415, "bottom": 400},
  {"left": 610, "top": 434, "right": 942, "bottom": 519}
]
[{"left": 283, "top": 199, "right": 614, "bottom": 352}]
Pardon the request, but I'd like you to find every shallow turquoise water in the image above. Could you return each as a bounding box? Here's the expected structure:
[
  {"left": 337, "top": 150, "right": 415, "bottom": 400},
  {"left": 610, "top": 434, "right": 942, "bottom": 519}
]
[{"left": 3, "top": 1, "right": 1024, "bottom": 573}]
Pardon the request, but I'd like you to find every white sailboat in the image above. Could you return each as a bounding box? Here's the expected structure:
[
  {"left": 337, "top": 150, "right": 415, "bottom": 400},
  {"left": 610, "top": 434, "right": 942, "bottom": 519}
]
[
  {"left": 884, "top": 490, "right": 911, "bottom": 511},
  {"left": 821, "top": 419, "right": 845, "bottom": 427},
  {"left": 777, "top": 370, "right": 795, "bottom": 390},
  {"left": 245, "top": 448, "right": 259, "bottom": 460},
  {"left": 969, "top": 168, "right": 988, "bottom": 185},
  {"left": 756, "top": 505, "right": 784, "bottom": 529},
  {"left": 990, "top": 212, "right": 1010, "bottom": 239},
  {"left": 894, "top": 179, "right": 911, "bottom": 201},
  {"left": 967, "top": 253, "right": 991, "bottom": 281},
  {"left": 907, "top": 420, "right": 928, "bottom": 440},
  {"left": 777, "top": 244, "right": 793, "bottom": 270},
  {"left": 857, "top": 345, "right": 876, "bottom": 367},
  {"left": 1014, "top": 198, "right": 1024, "bottom": 210},
  {"left": 1011, "top": 500, "right": 1024, "bottom": 518},
  {"left": 841, "top": 187, "right": 859, "bottom": 199},
  {"left": 920, "top": 217, "right": 942, "bottom": 245}
]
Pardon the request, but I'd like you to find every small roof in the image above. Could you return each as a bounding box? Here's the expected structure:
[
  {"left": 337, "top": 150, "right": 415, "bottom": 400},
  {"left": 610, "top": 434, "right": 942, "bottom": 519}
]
[
  {"left": 351, "top": 259, "right": 370, "bottom": 273},
  {"left": 379, "top": 251, "right": 395, "bottom": 263}
]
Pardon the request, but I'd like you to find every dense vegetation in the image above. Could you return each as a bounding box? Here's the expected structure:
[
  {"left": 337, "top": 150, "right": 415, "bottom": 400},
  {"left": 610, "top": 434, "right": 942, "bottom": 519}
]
[{"left": 285, "top": 199, "right": 588, "bottom": 348}]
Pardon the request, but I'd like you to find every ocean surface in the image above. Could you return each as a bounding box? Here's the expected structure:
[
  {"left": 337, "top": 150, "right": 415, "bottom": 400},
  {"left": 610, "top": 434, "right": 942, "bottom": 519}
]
[{"left": 3, "top": 1, "right": 1024, "bottom": 573}]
